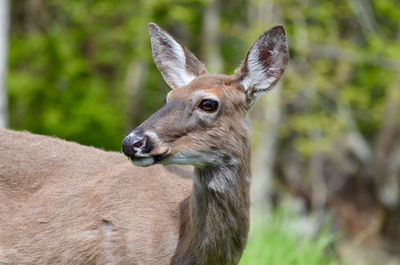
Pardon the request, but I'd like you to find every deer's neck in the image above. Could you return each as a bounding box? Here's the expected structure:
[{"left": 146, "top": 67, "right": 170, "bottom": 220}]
[{"left": 189, "top": 159, "right": 251, "bottom": 265}]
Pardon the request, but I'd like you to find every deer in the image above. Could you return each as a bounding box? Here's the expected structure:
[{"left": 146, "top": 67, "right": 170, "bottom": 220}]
[{"left": 0, "top": 23, "right": 288, "bottom": 265}]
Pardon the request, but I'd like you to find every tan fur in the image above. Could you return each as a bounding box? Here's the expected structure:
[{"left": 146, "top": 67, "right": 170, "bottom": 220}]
[{"left": 0, "top": 129, "right": 192, "bottom": 264}]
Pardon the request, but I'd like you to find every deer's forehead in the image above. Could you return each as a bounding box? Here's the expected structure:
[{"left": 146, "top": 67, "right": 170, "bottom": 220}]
[{"left": 169, "top": 75, "right": 243, "bottom": 101}]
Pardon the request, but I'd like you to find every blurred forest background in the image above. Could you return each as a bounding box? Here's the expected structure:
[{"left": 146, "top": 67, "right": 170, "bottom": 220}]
[{"left": 1, "top": 0, "right": 400, "bottom": 264}]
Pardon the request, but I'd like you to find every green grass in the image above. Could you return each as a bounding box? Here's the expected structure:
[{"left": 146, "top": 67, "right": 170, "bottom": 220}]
[{"left": 239, "top": 208, "right": 342, "bottom": 265}]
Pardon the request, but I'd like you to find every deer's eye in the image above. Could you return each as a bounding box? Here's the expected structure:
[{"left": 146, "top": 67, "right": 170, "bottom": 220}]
[{"left": 198, "top": 99, "right": 219, "bottom": 112}]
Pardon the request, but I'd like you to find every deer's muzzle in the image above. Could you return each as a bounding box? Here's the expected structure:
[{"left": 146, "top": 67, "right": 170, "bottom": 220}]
[
  {"left": 122, "top": 129, "right": 155, "bottom": 155},
  {"left": 122, "top": 129, "right": 171, "bottom": 167}
]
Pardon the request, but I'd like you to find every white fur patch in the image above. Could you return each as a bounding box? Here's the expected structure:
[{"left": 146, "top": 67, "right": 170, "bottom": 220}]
[
  {"left": 130, "top": 157, "right": 154, "bottom": 167},
  {"left": 163, "top": 34, "right": 196, "bottom": 88},
  {"left": 152, "top": 29, "right": 195, "bottom": 89}
]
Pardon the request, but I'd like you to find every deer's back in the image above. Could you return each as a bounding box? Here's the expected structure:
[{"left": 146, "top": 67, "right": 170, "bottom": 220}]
[{"left": 0, "top": 129, "right": 193, "bottom": 264}]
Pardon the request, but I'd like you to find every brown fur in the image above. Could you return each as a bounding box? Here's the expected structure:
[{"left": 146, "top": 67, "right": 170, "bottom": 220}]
[{"left": 0, "top": 129, "right": 192, "bottom": 264}]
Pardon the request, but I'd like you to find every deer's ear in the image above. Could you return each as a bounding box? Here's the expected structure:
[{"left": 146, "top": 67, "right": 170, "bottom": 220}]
[
  {"left": 149, "top": 23, "right": 208, "bottom": 90},
  {"left": 237, "top": 26, "right": 289, "bottom": 106}
]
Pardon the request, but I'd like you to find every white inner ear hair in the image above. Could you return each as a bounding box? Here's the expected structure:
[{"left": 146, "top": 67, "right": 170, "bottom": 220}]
[
  {"left": 240, "top": 44, "right": 279, "bottom": 93},
  {"left": 160, "top": 33, "right": 196, "bottom": 88}
]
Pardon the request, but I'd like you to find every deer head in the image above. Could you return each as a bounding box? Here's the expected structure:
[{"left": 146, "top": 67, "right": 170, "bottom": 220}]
[{"left": 122, "top": 23, "right": 289, "bottom": 168}]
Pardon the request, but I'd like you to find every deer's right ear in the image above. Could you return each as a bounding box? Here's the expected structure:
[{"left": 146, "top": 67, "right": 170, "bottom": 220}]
[{"left": 149, "top": 23, "right": 208, "bottom": 90}]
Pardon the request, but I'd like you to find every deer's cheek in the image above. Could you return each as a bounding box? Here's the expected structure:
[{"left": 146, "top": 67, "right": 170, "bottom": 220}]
[{"left": 169, "top": 136, "right": 196, "bottom": 155}]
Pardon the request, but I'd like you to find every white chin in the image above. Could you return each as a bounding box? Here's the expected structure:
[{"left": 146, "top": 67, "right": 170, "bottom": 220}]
[{"left": 130, "top": 157, "right": 155, "bottom": 167}]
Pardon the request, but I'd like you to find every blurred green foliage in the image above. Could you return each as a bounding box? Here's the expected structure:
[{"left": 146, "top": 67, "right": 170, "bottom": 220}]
[
  {"left": 240, "top": 208, "right": 341, "bottom": 265},
  {"left": 8, "top": 0, "right": 400, "bottom": 155},
  {"left": 8, "top": 0, "right": 210, "bottom": 150}
]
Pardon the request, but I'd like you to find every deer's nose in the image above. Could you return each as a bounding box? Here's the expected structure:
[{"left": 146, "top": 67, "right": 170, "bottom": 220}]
[{"left": 122, "top": 134, "right": 146, "bottom": 158}]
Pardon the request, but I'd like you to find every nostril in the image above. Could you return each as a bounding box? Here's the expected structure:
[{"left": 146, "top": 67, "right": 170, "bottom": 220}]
[
  {"left": 132, "top": 136, "right": 146, "bottom": 148},
  {"left": 122, "top": 134, "right": 148, "bottom": 158}
]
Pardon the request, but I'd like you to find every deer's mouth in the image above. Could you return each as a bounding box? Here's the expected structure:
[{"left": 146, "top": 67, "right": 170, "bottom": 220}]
[
  {"left": 152, "top": 148, "right": 171, "bottom": 163},
  {"left": 129, "top": 148, "right": 170, "bottom": 167}
]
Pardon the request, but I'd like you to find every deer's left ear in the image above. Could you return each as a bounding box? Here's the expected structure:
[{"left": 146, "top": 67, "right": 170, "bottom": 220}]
[
  {"left": 149, "top": 23, "right": 208, "bottom": 90},
  {"left": 237, "top": 26, "right": 289, "bottom": 107}
]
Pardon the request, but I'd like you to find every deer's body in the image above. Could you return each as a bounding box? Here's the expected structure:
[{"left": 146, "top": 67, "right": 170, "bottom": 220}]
[
  {"left": 0, "top": 23, "right": 288, "bottom": 264},
  {"left": 0, "top": 129, "right": 192, "bottom": 264}
]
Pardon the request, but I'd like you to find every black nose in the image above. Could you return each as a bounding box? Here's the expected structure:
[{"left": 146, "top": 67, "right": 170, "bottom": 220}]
[{"left": 122, "top": 134, "right": 146, "bottom": 158}]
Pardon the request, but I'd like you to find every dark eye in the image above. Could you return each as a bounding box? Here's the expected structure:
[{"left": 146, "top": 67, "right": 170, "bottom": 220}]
[{"left": 198, "top": 99, "right": 219, "bottom": 112}]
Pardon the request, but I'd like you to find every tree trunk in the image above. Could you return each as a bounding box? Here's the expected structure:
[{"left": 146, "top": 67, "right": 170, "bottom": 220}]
[
  {"left": 248, "top": 0, "right": 283, "bottom": 211},
  {"left": 374, "top": 75, "right": 400, "bottom": 241},
  {"left": 0, "top": 0, "right": 9, "bottom": 128},
  {"left": 202, "top": 0, "right": 222, "bottom": 73},
  {"left": 124, "top": 60, "right": 148, "bottom": 129}
]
